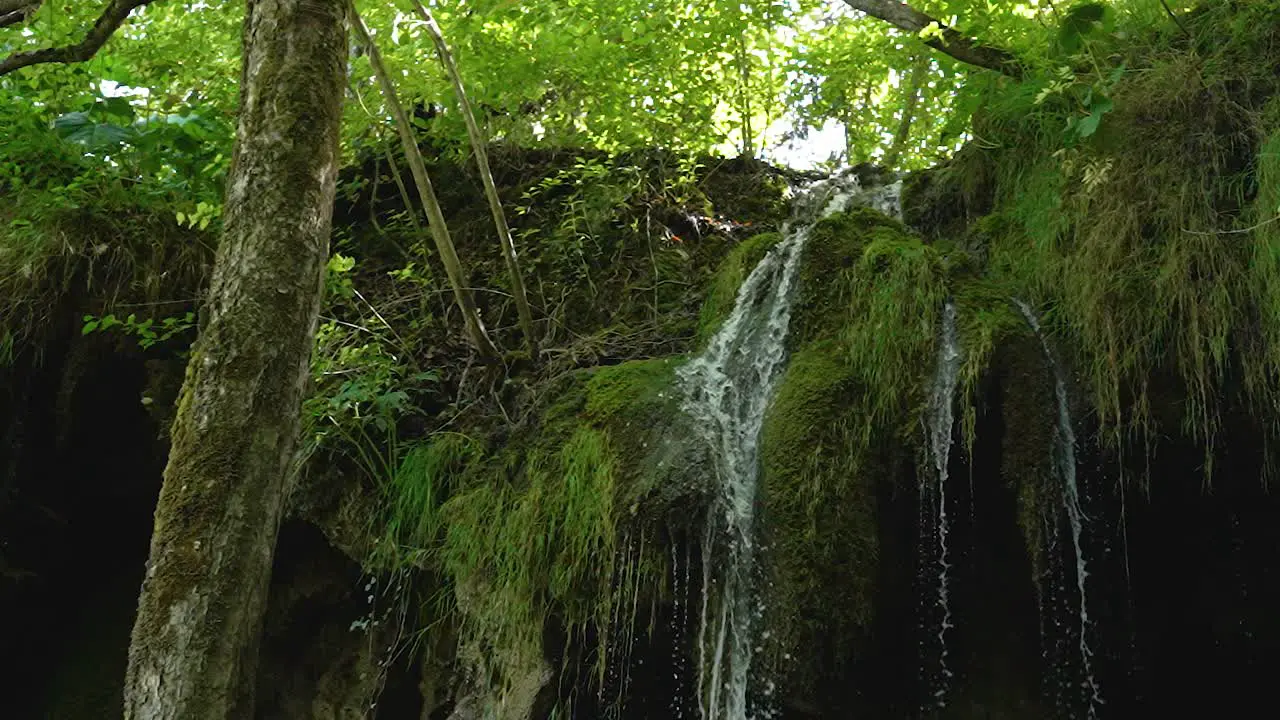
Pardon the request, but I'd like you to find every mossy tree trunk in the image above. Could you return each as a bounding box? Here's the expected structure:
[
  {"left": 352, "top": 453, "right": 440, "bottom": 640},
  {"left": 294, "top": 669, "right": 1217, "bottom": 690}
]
[{"left": 122, "top": 0, "right": 348, "bottom": 717}]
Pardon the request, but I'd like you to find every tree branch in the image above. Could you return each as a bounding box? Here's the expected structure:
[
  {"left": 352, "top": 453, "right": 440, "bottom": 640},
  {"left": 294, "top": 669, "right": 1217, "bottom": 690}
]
[
  {"left": 0, "top": 0, "right": 40, "bottom": 29},
  {"left": 0, "top": 0, "right": 36, "bottom": 15},
  {"left": 841, "top": 0, "right": 1021, "bottom": 77},
  {"left": 410, "top": 0, "right": 539, "bottom": 358},
  {"left": 0, "top": 0, "right": 158, "bottom": 76}
]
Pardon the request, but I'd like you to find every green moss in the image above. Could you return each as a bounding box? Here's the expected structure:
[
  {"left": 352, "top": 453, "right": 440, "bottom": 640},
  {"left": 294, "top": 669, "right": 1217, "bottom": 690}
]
[
  {"left": 796, "top": 207, "right": 953, "bottom": 437},
  {"left": 959, "top": 7, "right": 1280, "bottom": 476},
  {"left": 759, "top": 343, "right": 878, "bottom": 684},
  {"left": 0, "top": 191, "right": 211, "bottom": 357},
  {"left": 696, "top": 231, "right": 781, "bottom": 344},
  {"left": 757, "top": 205, "right": 971, "bottom": 691},
  {"left": 583, "top": 357, "right": 677, "bottom": 420},
  {"left": 378, "top": 357, "right": 687, "bottom": 696},
  {"left": 900, "top": 144, "right": 995, "bottom": 241},
  {"left": 993, "top": 337, "right": 1058, "bottom": 591}
]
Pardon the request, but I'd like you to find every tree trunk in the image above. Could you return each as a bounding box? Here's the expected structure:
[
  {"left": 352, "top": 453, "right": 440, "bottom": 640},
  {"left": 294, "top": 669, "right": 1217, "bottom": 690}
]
[
  {"left": 411, "top": 0, "right": 539, "bottom": 359},
  {"left": 123, "top": 0, "right": 348, "bottom": 717},
  {"left": 351, "top": 9, "right": 500, "bottom": 359},
  {"left": 840, "top": 0, "right": 1021, "bottom": 77},
  {"left": 735, "top": 33, "right": 755, "bottom": 157},
  {"left": 882, "top": 55, "right": 928, "bottom": 170}
]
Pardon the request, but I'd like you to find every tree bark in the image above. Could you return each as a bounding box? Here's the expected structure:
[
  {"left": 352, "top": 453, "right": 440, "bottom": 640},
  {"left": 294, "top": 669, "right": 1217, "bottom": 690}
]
[
  {"left": 0, "top": 0, "right": 40, "bottom": 29},
  {"left": 735, "top": 33, "right": 755, "bottom": 157},
  {"left": 351, "top": 8, "right": 499, "bottom": 359},
  {"left": 410, "top": 0, "right": 538, "bottom": 358},
  {"left": 122, "top": 0, "right": 348, "bottom": 717},
  {"left": 0, "top": 0, "right": 159, "bottom": 76},
  {"left": 840, "top": 0, "right": 1021, "bottom": 77},
  {"left": 882, "top": 55, "right": 928, "bottom": 169}
]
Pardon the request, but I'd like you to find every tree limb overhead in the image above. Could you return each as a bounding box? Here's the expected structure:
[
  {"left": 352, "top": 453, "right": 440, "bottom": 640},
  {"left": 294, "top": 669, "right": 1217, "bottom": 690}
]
[
  {"left": 0, "top": 0, "right": 158, "bottom": 76},
  {"left": 841, "top": 0, "right": 1021, "bottom": 77},
  {"left": 0, "top": 0, "right": 41, "bottom": 29}
]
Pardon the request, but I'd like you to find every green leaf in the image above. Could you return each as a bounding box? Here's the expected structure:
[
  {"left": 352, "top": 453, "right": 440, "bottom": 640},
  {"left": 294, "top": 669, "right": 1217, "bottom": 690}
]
[
  {"left": 1077, "top": 109, "right": 1105, "bottom": 137},
  {"left": 1107, "top": 62, "right": 1128, "bottom": 86},
  {"left": 1059, "top": 2, "right": 1108, "bottom": 53},
  {"left": 97, "top": 96, "right": 137, "bottom": 122},
  {"left": 81, "top": 320, "right": 100, "bottom": 335},
  {"left": 53, "top": 112, "right": 138, "bottom": 149}
]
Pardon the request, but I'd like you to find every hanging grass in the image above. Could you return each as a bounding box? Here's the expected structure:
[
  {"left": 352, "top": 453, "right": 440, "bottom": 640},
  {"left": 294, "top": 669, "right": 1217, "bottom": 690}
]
[{"left": 375, "top": 357, "right": 685, "bottom": 698}]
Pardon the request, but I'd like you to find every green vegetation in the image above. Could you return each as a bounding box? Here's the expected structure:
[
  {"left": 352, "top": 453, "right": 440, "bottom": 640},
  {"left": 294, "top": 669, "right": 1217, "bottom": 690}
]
[
  {"left": 960, "top": 0, "right": 1280, "bottom": 479},
  {"left": 373, "top": 358, "right": 685, "bottom": 694},
  {"left": 10, "top": 0, "right": 1280, "bottom": 713},
  {"left": 697, "top": 231, "right": 781, "bottom": 344},
  {"left": 754, "top": 204, "right": 967, "bottom": 689},
  {"left": 759, "top": 343, "right": 877, "bottom": 688}
]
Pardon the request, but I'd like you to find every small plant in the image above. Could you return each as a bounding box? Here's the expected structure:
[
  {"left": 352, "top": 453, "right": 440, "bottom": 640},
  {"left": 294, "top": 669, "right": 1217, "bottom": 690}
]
[
  {"left": 81, "top": 311, "right": 196, "bottom": 350},
  {"left": 175, "top": 201, "right": 221, "bottom": 231}
]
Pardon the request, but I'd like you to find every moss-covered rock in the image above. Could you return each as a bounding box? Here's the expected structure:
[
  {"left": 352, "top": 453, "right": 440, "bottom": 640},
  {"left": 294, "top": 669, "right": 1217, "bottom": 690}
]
[
  {"left": 756, "top": 204, "right": 949, "bottom": 695},
  {"left": 992, "top": 336, "right": 1059, "bottom": 592},
  {"left": 900, "top": 144, "right": 995, "bottom": 243},
  {"left": 759, "top": 343, "right": 878, "bottom": 687},
  {"left": 376, "top": 355, "right": 707, "bottom": 704},
  {"left": 696, "top": 231, "right": 782, "bottom": 345}
]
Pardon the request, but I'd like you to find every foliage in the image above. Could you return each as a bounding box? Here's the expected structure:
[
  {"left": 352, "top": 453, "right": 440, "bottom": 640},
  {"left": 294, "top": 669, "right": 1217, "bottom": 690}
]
[
  {"left": 81, "top": 310, "right": 195, "bottom": 349},
  {"left": 958, "top": 0, "right": 1280, "bottom": 476},
  {"left": 373, "top": 358, "right": 682, "bottom": 697},
  {"left": 9, "top": 0, "right": 1280, "bottom": 710}
]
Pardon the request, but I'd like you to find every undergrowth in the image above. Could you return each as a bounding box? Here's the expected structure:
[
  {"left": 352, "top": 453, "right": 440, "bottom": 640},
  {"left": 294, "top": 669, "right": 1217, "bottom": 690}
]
[
  {"left": 959, "top": 0, "right": 1280, "bottom": 482},
  {"left": 0, "top": 171, "right": 210, "bottom": 361},
  {"left": 373, "top": 358, "right": 684, "bottom": 698}
]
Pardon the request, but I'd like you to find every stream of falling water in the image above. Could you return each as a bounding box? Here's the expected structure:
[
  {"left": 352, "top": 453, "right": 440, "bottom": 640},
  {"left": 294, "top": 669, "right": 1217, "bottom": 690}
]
[
  {"left": 679, "top": 174, "right": 899, "bottom": 720},
  {"left": 1014, "top": 299, "right": 1103, "bottom": 717},
  {"left": 921, "top": 300, "right": 961, "bottom": 710}
]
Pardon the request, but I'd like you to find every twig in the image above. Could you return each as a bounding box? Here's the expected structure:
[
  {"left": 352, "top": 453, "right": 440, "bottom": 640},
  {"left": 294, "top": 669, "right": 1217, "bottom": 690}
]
[
  {"left": 351, "top": 286, "right": 415, "bottom": 362},
  {"left": 1182, "top": 215, "right": 1280, "bottom": 236},
  {"left": 1160, "top": 0, "right": 1191, "bottom": 40}
]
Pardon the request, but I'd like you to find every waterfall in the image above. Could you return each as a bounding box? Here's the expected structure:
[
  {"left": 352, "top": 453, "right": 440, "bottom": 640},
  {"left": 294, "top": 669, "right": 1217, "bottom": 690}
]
[
  {"left": 920, "top": 300, "right": 961, "bottom": 709},
  {"left": 1013, "top": 299, "right": 1103, "bottom": 717},
  {"left": 680, "top": 173, "right": 900, "bottom": 720}
]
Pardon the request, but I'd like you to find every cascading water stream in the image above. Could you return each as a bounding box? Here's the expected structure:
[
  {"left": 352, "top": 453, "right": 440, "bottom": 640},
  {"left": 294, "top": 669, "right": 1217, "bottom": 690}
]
[
  {"left": 920, "top": 300, "right": 962, "bottom": 709},
  {"left": 680, "top": 174, "right": 899, "bottom": 720},
  {"left": 1014, "top": 299, "right": 1103, "bottom": 717}
]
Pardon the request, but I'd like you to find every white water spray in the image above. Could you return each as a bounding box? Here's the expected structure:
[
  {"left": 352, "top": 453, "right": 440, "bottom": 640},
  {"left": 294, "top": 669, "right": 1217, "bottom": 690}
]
[
  {"left": 1014, "top": 299, "right": 1103, "bottom": 717},
  {"left": 682, "top": 173, "right": 900, "bottom": 720},
  {"left": 921, "top": 300, "right": 961, "bottom": 708}
]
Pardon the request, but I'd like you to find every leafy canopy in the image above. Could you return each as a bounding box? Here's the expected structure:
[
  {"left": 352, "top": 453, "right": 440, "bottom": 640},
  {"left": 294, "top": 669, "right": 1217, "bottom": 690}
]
[{"left": 1, "top": 0, "right": 1204, "bottom": 182}]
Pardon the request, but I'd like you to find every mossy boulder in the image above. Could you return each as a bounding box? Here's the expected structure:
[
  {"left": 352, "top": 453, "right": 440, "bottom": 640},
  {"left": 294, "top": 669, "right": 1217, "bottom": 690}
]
[
  {"left": 754, "top": 205, "right": 947, "bottom": 694},
  {"left": 575, "top": 357, "right": 711, "bottom": 522},
  {"left": 899, "top": 145, "right": 995, "bottom": 243},
  {"left": 378, "top": 355, "right": 708, "bottom": 701},
  {"left": 696, "top": 231, "right": 782, "bottom": 345},
  {"left": 759, "top": 343, "right": 878, "bottom": 686}
]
